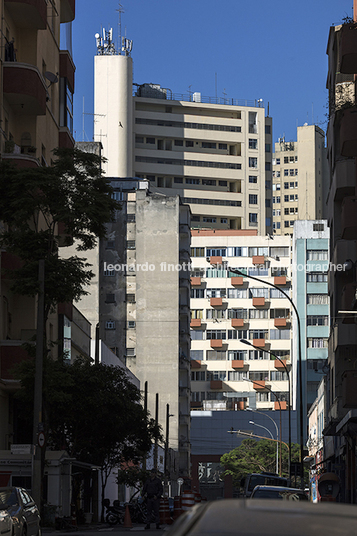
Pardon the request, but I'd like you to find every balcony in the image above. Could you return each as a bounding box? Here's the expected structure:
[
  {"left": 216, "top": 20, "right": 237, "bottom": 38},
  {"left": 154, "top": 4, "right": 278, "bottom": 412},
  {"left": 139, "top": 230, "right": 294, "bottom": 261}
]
[
  {"left": 210, "top": 297, "right": 223, "bottom": 307},
  {"left": 4, "top": 0, "right": 47, "bottom": 29},
  {"left": 190, "top": 360, "right": 201, "bottom": 369},
  {"left": 59, "top": 127, "right": 75, "bottom": 149},
  {"left": 190, "top": 277, "right": 201, "bottom": 286},
  {"left": 274, "top": 359, "right": 287, "bottom": 370},
  {"left": 252, "top": 338, "right": 266, "bottom": 348},
  {"left": 339, "top": 23, "right": 357, "bottom": 74},
  {"left": 274, "top": 318, "right": 287, "bottom": 328},
  {"left": 341, "top": 196, "right": 357, "bottom": 240},
  {"left": 341, "top": 283, "right": 357, "bottom": 323},
  {"left": 190, "top": 401, "right": 202, "bottom": 409},
  {"left": 252, "top": 380, "right": 265, "bottom": 390},
  {"left": 231, "top": 318, "right": 245, "bottom": 328},
  {"left": 60, "top": 0, "right": 75, "bottom": 22},
  {"left": 274, "top": 401, "right": 288, "bottom": 410},
  {"left": 210, "top": 256, "right": 222, "bottom": 265},
  {"left": 59, "top": 50, "right": 75, "bottom": 92},
  {"left": 252, "top": 255, "right": 265, "bottom": 265},
  {"left": 210, "top": 339, "right": 223, "bottom": 348},
  {"left": 3, "top": 63, "right": 47, "bottom": 116},
  {"left": 231, "top": 276, "right": 244, "bottom": 286},
  {"left": 332, "top": 158, "right": 356, "bottom": 201},
  {"left": 210, "top": 380, "right": 223, "bottom": 389},
  {"left": 0, "top": 341, "right": 32, "bottom": 380},
  {"left": 190, "top": 318, "right": 202, "bottom": 328},
  {"left": 340, "top": 108, "right": 357, "bottom": 157},
  {"left": 231, "top": 360, "right": 244, "bottom": 369},
  {"left": 274, "top": 276, "right": 287, "bottom": 286},
  {"left": 252, "top": 297, "right": 265, "bottom": 307}
]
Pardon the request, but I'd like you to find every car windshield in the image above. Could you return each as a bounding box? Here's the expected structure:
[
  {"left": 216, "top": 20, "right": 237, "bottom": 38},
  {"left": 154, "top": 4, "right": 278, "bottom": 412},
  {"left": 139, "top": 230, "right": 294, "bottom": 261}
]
[
  {"left": 254, "top": 489, "right": 308, "bottom": 500},
  {"left": 0, "top": 490, "right": 18, "bottom": 508}
]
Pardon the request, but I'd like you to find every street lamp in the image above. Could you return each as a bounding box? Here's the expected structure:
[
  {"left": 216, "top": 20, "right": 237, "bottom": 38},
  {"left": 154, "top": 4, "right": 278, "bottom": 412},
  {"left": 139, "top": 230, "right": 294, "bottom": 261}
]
[
  {"left": 241, "top": 339, "right": 291, "bottom": 481},
  {"left": 243, "top": 377, "right": 283, "bottom": 476},
  {"left": 229, "top": 265, "right": 304, "bottom": 487},
  {"left": 249, "top": 421, "right": 278, "bottom": 474}
]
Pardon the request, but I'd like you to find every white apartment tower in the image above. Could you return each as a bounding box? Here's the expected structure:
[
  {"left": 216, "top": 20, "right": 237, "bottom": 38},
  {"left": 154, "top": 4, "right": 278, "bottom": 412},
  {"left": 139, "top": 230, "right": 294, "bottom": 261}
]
[{"left": 272, "top": 125, "right": 328, "bottom": 234}]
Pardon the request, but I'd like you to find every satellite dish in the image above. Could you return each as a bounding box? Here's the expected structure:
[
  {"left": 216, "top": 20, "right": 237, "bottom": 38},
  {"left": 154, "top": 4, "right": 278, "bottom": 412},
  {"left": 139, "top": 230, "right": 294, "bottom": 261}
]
[
  {"left": 95, "top": 33, "right": 100, "bottom": 39},
  {"left": 44, "top": 71, "right": 58, "bottom": 84}
]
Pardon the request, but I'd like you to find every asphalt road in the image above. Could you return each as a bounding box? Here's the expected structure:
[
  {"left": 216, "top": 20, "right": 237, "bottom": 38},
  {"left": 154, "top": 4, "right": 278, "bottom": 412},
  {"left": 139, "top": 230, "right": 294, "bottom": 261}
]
[{"left": 45, "top": 524, "right": 169, "bottom": 535}]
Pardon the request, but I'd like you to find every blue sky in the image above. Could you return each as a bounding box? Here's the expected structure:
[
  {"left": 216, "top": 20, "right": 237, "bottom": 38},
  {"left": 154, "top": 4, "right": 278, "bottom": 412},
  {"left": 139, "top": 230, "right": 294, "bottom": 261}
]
[{"left": 73, "top": 0, "right": 353, "bottom": 145}]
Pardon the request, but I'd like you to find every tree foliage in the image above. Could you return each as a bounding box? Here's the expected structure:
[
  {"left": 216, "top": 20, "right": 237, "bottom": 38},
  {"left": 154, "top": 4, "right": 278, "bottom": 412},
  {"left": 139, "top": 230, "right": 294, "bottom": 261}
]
[
  {"left": 220, "top": 438, "right": 302, "bottom": 488},
  {"left": 0, "top": 147, "right": 119, "bottom": 319}
]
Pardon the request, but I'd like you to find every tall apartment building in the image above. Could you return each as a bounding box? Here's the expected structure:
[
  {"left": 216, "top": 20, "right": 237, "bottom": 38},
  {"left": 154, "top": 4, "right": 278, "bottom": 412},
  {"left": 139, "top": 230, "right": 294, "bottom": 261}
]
[
  {"left": 324, "top": 5, "right": 357, "bottom": 503},
  {"left": 272, "top": 125, "right": 328, "bottom": 234},
  {"left": 292, "top": 220, "right": 330, "bottom": 442},
  {"left": 94, "top": 31, "right": 273, "bottom": 235},
  {"left": 0, "top": 0, "right": 76, "bottom": 449},
  {"left": 189, "top": 231, "right": 294, "bottom": 413}
]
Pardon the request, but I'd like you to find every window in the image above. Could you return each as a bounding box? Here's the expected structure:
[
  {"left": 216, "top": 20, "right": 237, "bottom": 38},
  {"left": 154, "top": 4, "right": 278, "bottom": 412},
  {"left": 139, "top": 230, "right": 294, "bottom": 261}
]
[
  {"left": 206, "top": 330, "right": 226, "bottom": 340},
  {"left": 249, "top": 329, "right": 268, "bottom": 340},
  {"left": 313, "top": 223, "right": 325, "bottom": 232},
  {"left": 206, "top": 268, "right": 226, "bottom": 278},
  {"left": 219, "top": 144, "right": 228, "bottom": 150},
  {"left": 112, "top": 191, "right": 125, "bottom": 201},
  {"left": 221, "top": 218, "right": 228, "bottom": 224},
  {"left": 206, "top": 309, "right": 226, "bottom": 319},
  {"left": 249, "top": 247, "right": 269, "bottom": 256},
  {"left": 249, "top": 288, "right": 269, "bottom": 298},
  {"left": 202, "top": 217, "right": 217, "bottom": 223},
  {"left": 284, "top": 221, "right": 289, "bottom": 228},
  {"left": 307, "top": 316, "right": 329, "bottom": 326},
  {"left": 307, "top": 338, "right": 328, "bottom": 348},
  {"left": 228, "top": 371, "right": 248, "bottom": 381},
  {"left": 227, "top": 247, "right": 248, "bottom": 257},
  {"left": 191, "top": 391, "right": 205, "bottom": 402},
  {"left": 248, "top": 350, "right": 269, "bottom": 360},
  {"left": 249, "top": 176, "right": 257, "bottom": 183},
  {"left": 228, "top": 309, "right": 248, "bottom": 319},
  {"left": 186, "top": 178, "right": 200, "bottom": 184},
  {"left": 103, "top": 269, "right": 115, "bottom": 276},
  {"left": 284, "top": 157, "right": 289, "bottom": 164},
  {"left": 191, "top": 247, "right": 205, "bottom": 257},
  {"left": 250, "top": 371, "right": 269, "bottom": 381},
  {"left": 191, "top": 350, "right": 204, "bottom": 360},
  {"left": 289, "top": 169, "right": 295, "bottom": 176},
  {"left": 271, "top": 268, "right": 288, "bottom": 277},
  {"left": 191, "top": 371, "right": 206, "bottom": 381},
  {"left": 202, "top": 142, "right": 217, "bottom": 149},
  {"left": 270, "top": 371, "right": 289, "bottom": 381},
  {"left": 265, "top": 125, "right": 271, "bottom": 134},
  {"left": 307, "top": 250, "right": 328, "bottom": 261},
  {"left": 249, "top": 264, "right": 269, "bottom": 277},
  {"left": 284, "top": 195, "right": 289, "bottom": 202},
  {"left": 265, "top": 144, "right": 271, "bottom": 152},
  {"left": 174, "top": 177, "right": 183, "bottom": 183},
  {"left": 127, "top": 213, "right": 136, "bottom": 222},
  {"left": 207, "top": 371, "right": 227, "bottom": 381},
  {"left": 284, "top": 169, "right": 289, "bottom": 176},
  {"left": 126, "top": 294, "right": 135, "bottom": 303},
  {"left": 257, "top": 392, "right": 269, "bottom": 402},
  {"left": 270, "top": 329, "right": 290, "bottom": 340},
  {"left": 174, "top": 139, "right": 183, "bottom": 146},
  {"left": 191, "top": 309, "right": 203, "bottom": 319},
  {"left": 290, "top": 207, "right": 295, "bottom": 214},
  {"left": 186, "top": 140, "right": 194, "bottom": 147},
  {"left": 276, "top": 158, "right": 280, "bottom": 164},
  {"left": 284, "top": 182, "right": 289, "bottom": 189},
  {"left": 206, "top": 288, "right": 226, "bottom": 298},
  {"left": 265, "top": 162, "right": 271, "bottom": 171},
  {"left": 249, "top": 309, "right": 268, "bottom": 319},
  {"left": 128, "top": 321, "right": 136, "bottom": 328},
  {"left": 105, "top": 320, "right": 116, "bottom": 330},
  {"left": 126, "top": 240, "right": 135, "bottom": 249},
  {"left": 126, "top": 348, "right": 135, "bottom": 356},
  {"left": 249, "top": 194, "right": 258, "bottom": 205},
  {"left": 307, "top": 295, "right": 329, "bottom": 305},
  {"left": 307, "top": 273, "right": 328, "bottom": 282},
  {"left": 191, "top": 330, "right": 204, "bottom": 340},
  {"left": 202, "top": 179, "right": 217, "bottom": 186},
  {"left": 284, "top": 208, "right": 289, "bottom": 215},
  {"left": 289, "top": 195, "right": 295, "bottom": 201},
  {"left": 270, "top": 247, "right": 289, "bottom": 257},
  {"left": 228, "top": 329, "right": 248, "bottom": 339},
  {"left": 192, "top": 215, "right": 200, "bottom": 222},
  {"left": 206, "top": 350, "right": 226, "bottom": 360},
  {"left": 273, "top": 197, "right": 280, "bottom": 204},
  {"left": 219, "top": 180, "right": 228, "bottom": 186},
  {"left": 206, "top": 248, "right": 226, "bottom": 257},
  {"left": 249, "top": 157, "right": 258, "bottom": 168},
  {"left": 191, "top": 289, "right": 205, "bottom": 298},
  {"left": 249, "top": 139, "right": 258, "bottom": 149},
  {"left": 276, "top": 183, "right": 281, "bottom": 190},
  {"left": 146, "top": 137, "right": 155, "bottom": 144},
  {"left": 135, "top": 135, "right": 144, "bottom": 143},
  {"left": 249, "top": 212, "right": 258, "bottom": 225},
  {"left": 228, "top": 288, "right": 248, "bottom": 298},
  {"left": 270, "top": 288, "right": 285, "bottom": 298},
  {"left": 228, "top": 350, "right": 247, "bottom": 361}
]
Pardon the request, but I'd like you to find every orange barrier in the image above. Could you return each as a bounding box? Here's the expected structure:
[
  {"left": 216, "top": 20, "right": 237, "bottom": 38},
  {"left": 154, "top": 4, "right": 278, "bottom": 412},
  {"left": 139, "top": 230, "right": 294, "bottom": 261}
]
[
  {"left": 173, "top": 496, "right": 182, "bottom": 520},
  {"left": 123, "top": 504, "right": 132, "bottom": 528},
  {"left": 181, "top": 490, "right": 195, "bottom": 511},
  {"left": 159, "top": 498, "right": 171, "bottom": 525}
]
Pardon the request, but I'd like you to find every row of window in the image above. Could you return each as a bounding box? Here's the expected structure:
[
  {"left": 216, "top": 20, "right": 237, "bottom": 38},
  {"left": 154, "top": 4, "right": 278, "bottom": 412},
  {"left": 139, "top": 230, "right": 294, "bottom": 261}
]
[
  {"left": 273, "top": 195, "right": 299, "bottom": 203},
  {"left": 191, "top": 287, "right": 287, "bottom": 299},
  {"left": 191, "top": 349, "right": 290, "bottom": 361},
  {"left": 192, "top": 267, "right": 288, "bottom": 278},
  {"left": 135, "top": 117, "right": 242, "bottom": 132},
  {"left": 191, "top": 308, "right": 290, "bottom": 320},
  {"left": 191, "top": 370, "right": 289, "bottom": 382},
  {"left": 273, "top": 156, "right": 298, "bottom": 165},
  {"left": 191, "top": 391, "right": 289, "bottom": 402},
  {"left": 191, "top": 329, "right": 290, "bottom": 340},
  {"left": 272, "top": 169, "right": 298, "bottom": 178},
  {"left": 273, "top": 182, "right": 298, "bottom": 190},
  {"left": 135, "top": 156, "right": 242, "bottom": 170},
  {"left": 191, "top": 246, "right": 290, "bottom": 257}
]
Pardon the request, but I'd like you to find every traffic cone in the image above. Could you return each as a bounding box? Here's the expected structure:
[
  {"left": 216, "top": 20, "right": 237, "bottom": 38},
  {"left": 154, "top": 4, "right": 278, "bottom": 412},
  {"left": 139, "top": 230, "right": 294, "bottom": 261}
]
[{"left": 123, "top": 504, "right": 133, "bottom": 528}]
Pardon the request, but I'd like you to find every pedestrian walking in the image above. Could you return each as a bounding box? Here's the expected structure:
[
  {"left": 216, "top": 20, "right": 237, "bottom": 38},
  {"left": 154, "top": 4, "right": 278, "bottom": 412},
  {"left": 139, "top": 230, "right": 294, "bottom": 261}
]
[{"left": 143, "top": 469, "right": 163, "bottom": 530}]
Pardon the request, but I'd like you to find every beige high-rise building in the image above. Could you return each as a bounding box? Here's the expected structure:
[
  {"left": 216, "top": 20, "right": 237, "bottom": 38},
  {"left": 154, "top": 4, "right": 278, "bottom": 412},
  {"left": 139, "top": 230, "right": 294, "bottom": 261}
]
[{"left": 272, "top": 125, "right": 328, "bottom": 235}]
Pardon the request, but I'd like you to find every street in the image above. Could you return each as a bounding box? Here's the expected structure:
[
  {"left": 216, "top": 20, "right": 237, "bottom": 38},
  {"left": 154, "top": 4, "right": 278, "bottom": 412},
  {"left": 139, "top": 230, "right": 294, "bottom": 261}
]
[{"left": 45, "top": 525, "right": 169, "bottom": 535}]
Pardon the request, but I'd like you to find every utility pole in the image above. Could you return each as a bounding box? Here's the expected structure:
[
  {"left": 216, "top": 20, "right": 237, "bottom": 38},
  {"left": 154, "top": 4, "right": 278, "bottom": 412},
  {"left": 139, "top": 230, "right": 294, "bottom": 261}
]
[{"left": 154, "top": 393, "right": 159, "bottom": 471}]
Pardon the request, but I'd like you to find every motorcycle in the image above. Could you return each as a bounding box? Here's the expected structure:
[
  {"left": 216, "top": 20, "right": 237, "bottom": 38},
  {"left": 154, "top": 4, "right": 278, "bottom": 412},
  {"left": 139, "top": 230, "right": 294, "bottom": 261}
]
[{"left": 103, "top": 498, "right": 125, "bottom": 525}]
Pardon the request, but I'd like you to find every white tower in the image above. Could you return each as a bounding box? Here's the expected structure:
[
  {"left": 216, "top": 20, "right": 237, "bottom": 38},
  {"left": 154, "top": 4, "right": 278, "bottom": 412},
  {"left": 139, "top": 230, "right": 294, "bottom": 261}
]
[{"left": 94, "top": 29, "right": 133, "bottom": 177}]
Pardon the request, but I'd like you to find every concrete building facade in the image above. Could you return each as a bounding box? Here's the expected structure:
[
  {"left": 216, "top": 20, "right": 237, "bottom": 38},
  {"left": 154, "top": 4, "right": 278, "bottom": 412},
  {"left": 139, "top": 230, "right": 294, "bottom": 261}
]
[
  {"left": 189, "top": 231, "right": 294, "bottom": 413},
  {"left": 272, "top": 125, "right": 328, "bottom": 235},
  {"left": 292, "top": 220, "right": 330, "bottom": 442}
]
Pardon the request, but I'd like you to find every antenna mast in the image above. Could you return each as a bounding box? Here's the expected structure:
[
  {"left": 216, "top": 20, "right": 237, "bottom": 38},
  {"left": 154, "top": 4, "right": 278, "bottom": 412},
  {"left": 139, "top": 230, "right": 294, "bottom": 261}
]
[{"left": 117, "top": 2, "right": 124, "bottom": 55}]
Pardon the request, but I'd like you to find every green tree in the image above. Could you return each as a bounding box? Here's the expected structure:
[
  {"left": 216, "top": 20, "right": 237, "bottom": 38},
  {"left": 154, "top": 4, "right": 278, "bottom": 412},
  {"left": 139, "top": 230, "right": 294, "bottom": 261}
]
[
  {"left": 15, "top": 356, "right": 161, "bottom": 518},
  {"left": 220, "top": 438, "right": 302, "bottom": 488},
  {"left": 0, "top": 147, "right": 118, "bottom": 322}
]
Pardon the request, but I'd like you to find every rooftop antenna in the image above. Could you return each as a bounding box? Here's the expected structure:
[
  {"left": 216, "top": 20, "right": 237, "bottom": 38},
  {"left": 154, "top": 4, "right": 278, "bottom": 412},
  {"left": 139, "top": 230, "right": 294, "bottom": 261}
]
[{"left": 116, "top": 3, "right": 124, "bottom": 55}]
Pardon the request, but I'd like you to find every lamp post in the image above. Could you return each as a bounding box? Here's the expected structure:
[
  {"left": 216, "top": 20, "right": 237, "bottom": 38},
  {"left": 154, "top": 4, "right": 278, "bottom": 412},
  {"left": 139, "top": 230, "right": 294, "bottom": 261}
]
[
  {"left": 241, "top": 339, "right": 291, "bottom": 482},
  {"left": 249, "top": 421, "right": 278, "bottom": 474},
  {"left": 246, "top": 408, "right": 279, "bottom": 475},
  {"left": 229, "top": 265, "right": 304, "bottom": 488},
  {"left": 243, "top": 378, "right": 283, "bottom": 476}
]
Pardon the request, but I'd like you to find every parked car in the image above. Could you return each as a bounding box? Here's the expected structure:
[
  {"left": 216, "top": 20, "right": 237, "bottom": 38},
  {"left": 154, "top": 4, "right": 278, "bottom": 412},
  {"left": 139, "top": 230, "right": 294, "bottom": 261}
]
[
  {"left": 165, "top": 499, "right": 357, "bottom": 535},
  {"left": 0, "top": 488, "right": 41, "bottom": 536},
  {"left": 0, "top": 502, "right": 13, "bottom": 536},
  {"left": 250, "top": 485, "right": 308, "bottom": 500}
]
